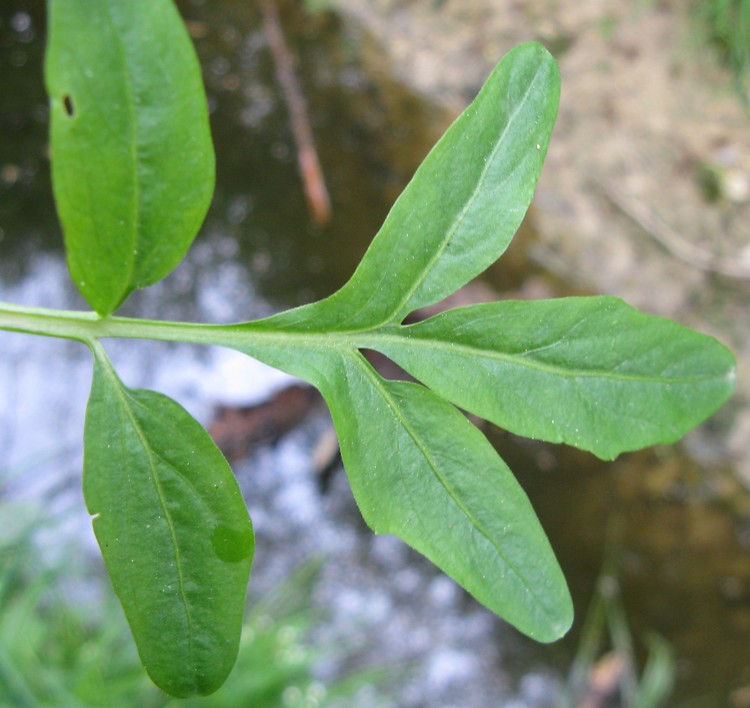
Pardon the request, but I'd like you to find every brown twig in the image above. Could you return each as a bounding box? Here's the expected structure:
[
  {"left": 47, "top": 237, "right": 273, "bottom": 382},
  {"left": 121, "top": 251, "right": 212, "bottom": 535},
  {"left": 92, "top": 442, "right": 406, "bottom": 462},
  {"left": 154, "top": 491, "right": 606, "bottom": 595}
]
[
  {"left": 602, "top": 181, "right": 750, "bottom": 280},
  {"left": 261, "top": 0, "right": 332, "bottom": 225},
  {"left": 603, "top": 128, "right": 750, "bottom": 280}
]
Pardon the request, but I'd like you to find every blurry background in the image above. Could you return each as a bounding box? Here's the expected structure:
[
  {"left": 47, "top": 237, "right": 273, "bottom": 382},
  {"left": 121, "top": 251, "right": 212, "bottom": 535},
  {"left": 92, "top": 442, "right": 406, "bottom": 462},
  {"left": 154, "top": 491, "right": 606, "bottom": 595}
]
[{"left": 1, "top": 0, "right": 749, "bottom": 705}]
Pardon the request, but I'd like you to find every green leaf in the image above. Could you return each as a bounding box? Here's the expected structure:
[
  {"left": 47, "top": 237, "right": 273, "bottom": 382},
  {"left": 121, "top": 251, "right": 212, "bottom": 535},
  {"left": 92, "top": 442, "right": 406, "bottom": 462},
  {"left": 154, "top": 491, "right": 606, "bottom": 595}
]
[
  {"left": 45, "top": 0, "right": 215, "bottom": 315},
  {"left": 263, "top": 41, "right": 560, "bottom": 332},
  {"left": 309, "top": 350, "right": 572, "bottom": 642},
  {"left": 369, "top": 297, "right": 736, "bottom": 459},
  {"left": 83, "top": 345, "right": 253, "bottom": 697}
]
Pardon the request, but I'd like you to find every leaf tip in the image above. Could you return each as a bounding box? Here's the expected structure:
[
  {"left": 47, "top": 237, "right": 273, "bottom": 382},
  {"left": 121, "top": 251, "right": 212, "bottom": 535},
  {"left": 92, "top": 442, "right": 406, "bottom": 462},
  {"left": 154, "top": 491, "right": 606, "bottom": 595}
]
[{"left": 538, "top": 607, "right": 574, "bottom": 644}]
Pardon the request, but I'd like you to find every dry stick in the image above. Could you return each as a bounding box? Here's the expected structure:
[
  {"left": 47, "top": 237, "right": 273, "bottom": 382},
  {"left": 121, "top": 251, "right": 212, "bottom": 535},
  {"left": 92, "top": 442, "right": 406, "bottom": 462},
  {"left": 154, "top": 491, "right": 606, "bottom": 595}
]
[
  {"left": 602, "top": 182, "right": 750, "bottom": 280},
  {"left": 261, "top": 0, "right": 332, "bottom": 225},
  {"left": 604, "top": 129, "right": 750, "bottom": 280}
]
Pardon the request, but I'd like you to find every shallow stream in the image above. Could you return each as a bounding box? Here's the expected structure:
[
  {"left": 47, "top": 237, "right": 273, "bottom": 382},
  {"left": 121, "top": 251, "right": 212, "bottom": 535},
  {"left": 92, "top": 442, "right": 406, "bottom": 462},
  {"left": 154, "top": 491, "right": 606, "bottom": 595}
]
[{"left": 2, "top": 1, "right": 750, "bottom": 705}]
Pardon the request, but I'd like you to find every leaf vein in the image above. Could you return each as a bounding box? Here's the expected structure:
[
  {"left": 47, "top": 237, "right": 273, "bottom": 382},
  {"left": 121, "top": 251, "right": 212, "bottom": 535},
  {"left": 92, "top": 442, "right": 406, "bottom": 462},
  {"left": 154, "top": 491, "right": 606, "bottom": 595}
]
[
  {"left": 376, "top": 334, "right": 724, "bottom": 384},
  {"left": 100, "top": 367, "right": 195, "bottom": 673}
]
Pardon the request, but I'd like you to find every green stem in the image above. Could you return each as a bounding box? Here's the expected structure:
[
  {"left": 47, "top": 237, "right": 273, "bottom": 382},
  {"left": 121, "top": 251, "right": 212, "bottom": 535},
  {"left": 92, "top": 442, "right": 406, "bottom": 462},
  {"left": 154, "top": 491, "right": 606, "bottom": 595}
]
[{"left": 0, "top": 300, "right": 289, "bottom": 349}]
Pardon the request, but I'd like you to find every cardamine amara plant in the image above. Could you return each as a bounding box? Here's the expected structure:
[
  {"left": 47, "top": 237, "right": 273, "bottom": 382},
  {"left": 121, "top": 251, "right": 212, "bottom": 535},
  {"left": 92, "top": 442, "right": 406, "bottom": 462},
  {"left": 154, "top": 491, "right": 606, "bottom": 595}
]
[{"left": 0, "top": 0, "right": 735, "bottom": 697}]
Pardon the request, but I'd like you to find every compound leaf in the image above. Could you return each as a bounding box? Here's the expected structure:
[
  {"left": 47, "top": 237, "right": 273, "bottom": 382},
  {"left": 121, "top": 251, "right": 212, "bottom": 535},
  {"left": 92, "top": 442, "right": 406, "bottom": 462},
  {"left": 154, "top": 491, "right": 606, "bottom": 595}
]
[
  {"left": 371, "top": 297, "right": 736, "bottom": 459},
  {"left": 317, "top": 351, "right": 572, "bottom": 642},
  {"left": 83, "top": 345, "right": 253, "bottom": 697},
  {"left": 46, "top": 0, "right": 214, "bottom": 315}
]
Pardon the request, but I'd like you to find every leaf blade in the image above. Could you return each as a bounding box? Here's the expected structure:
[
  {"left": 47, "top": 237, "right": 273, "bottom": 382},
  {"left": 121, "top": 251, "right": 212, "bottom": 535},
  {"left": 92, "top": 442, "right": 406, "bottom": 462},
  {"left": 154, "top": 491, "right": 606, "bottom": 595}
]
[
  {"left": 318, "top": 351, "right": 572, "bottom": 642},
  {"left": 46, "top": 0, "right": 215, "bottom": 315},
  {"left": 83, "top": 346, "right": 253, "bottom": 697},
  {"left": 262, "top": 41, "right": 560, "bottom": 331},
  {"left": 370, "top": 297, "right": 736, "bottom": 459}
]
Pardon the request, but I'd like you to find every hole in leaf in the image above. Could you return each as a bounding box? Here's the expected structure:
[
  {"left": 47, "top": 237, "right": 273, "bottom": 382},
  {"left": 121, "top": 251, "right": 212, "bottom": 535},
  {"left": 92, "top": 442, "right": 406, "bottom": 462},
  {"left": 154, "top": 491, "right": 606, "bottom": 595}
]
[{"left": 63, "top": 94, "right": 75, "bottom": 117}]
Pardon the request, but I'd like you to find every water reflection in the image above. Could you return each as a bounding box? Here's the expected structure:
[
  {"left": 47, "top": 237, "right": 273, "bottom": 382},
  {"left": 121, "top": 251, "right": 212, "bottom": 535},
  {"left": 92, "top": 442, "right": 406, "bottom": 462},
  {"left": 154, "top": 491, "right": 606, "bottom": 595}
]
[
  {"left": 0, "top": 0, "right": 58, "bottom": 281},
  {"left": 494, "top": 428, "right": 750, "bottom": 703},
  {"left": 182, "top": 0, "right": 449, "bottom": 308},
  {"left": 2, "top": 0, "right": 749, "bottom": 705}
]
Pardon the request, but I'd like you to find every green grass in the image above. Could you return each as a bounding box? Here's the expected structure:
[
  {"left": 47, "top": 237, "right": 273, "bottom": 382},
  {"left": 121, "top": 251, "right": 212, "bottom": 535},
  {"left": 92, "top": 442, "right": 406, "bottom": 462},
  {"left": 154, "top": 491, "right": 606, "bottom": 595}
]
[
  {"left": 693, "top": 0, "right": 750, "bottom": 94},
  {"left": 561, "top": 525, "right": 675, "bottom": 708}
]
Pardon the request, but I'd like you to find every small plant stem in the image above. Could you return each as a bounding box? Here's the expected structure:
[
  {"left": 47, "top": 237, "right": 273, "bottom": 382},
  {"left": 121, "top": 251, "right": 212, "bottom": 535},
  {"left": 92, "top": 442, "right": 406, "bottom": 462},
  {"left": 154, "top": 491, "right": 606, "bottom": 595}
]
[{"left": 0, "top": 300, "right": 288, "bottom": 349}]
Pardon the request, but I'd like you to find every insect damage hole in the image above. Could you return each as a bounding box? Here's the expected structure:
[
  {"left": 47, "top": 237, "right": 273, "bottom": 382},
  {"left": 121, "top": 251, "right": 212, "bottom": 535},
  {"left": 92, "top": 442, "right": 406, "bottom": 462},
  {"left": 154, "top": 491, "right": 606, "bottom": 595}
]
[{"left": 63, "top": 94, "right": 75, "bottom": 117}]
